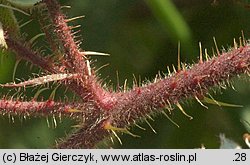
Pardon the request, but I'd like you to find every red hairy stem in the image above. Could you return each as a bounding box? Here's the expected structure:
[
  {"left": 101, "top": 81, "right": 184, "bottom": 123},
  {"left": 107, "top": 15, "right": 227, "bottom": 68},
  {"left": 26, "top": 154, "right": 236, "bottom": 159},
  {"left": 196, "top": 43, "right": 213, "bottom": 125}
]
[
  {"left": 58, "top": 45, "right": 250, "bottom": 149},
  {"left": 109, "top": 46, "right": 250, "bottom": 127},
  {"left": 56, "top": 118, "right": 109, "bottom": 149},
  {"left": 40, "top": 0, "right": 108, "bottom": 104},
  {"left": 5, "top": 34, "right": 109, "bottom": 105},
  {"left": 32, "top": 5, "right": 61, "bottom": 57},
  {"left": 0, "top": 99, "right": 83, "bottom": 116},
  {"left": 5, "top": 36, "right": 58, "bottom": 73},
  {"left": 42, "top": 0, "right": 113, "bottom": 105},
  {"left": 43, "top": 0, "right": 87, "bottom": 74}
]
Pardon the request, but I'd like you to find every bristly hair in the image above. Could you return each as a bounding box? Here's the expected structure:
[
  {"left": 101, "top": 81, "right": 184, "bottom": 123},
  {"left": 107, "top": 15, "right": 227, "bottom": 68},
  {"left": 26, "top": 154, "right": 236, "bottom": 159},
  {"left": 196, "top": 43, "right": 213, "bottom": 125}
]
[{"left": 0, "top": 0, "right": 250, "bottom": 148}]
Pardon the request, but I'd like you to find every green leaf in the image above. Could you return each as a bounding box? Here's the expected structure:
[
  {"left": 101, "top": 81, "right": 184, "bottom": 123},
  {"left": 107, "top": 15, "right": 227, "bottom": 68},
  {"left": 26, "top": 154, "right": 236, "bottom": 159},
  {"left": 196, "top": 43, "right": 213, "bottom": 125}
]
[
  {"left": 0, "top": 0, "right": 20, "bottom": 35},
  {"left": 7, "top": 0, "right": 41, "bottom": 7},
  {"left": 0, "top": 50, "right": 15, "bottom": 83},
  {"left": 144, "top": 0, "right": 196, "bottom": 57}
]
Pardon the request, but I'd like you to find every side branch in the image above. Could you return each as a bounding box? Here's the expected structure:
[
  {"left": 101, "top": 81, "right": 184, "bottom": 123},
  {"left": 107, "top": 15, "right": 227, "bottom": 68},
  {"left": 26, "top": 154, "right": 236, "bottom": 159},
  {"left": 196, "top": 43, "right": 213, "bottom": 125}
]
[
  {"left": 43, "top": 0, "right": 87, "bottom": 74},
  {"left": 5, "top": 34, "right": 109, "bottom": 104},
  {"left": 56, "top": 118, "right": 109, "bottom": 149},
  {"left": 0, "top": 99, "right": 86, "bottom": 117},
  {"left": 5, "top": 35, "right": 58, "bottom": 73},
  {"left": 41, "top": 0, "right": 110, "bottom": 103},
  {"left": 110, "top": 46, "right": 250, "bottom": 127}
]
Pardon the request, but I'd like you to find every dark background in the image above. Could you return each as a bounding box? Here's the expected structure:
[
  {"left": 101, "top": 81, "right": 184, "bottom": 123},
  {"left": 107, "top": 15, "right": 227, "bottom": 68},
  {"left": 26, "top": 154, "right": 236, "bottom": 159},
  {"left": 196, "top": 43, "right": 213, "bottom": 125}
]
[{"left": 0, "top": 0, "right": 250, "bottom": 148}]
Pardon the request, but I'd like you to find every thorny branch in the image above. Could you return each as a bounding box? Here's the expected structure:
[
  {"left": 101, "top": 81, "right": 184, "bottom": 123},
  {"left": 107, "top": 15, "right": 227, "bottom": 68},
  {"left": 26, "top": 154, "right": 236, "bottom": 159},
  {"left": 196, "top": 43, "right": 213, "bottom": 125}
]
[{"left": 0, "top": 0, "right": 249, "bottom": 148}]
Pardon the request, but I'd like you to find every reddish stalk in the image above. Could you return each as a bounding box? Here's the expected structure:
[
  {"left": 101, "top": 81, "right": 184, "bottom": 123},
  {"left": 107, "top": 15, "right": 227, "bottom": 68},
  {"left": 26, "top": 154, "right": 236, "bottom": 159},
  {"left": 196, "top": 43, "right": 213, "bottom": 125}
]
[{"left": 0, "top": 0, "right": 249, "bottom": 148}]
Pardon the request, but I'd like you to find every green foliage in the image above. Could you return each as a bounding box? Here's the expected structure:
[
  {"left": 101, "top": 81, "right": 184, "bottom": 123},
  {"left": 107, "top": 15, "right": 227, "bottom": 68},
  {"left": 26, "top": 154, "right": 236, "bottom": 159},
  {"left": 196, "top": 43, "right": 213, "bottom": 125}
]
[
  {"left": 7, "top": 0, "right": 41, "bottom": 6},
  {"left": 0, "top": 0, "right": 17, "bottom": 83},
  {"left": 145, "top": 0, "right": 195, "bottom": 56},
  {"left": 0, "top": 0, "right": 19, "bottom": 35}
]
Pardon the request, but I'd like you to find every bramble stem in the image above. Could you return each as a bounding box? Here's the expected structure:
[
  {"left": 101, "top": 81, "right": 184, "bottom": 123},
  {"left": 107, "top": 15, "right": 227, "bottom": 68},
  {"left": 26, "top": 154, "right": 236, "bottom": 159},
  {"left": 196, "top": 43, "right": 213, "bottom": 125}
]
[
  {"left": 5, "top": 36, "right": 57, "bottom": 73},
  {"left": 0, "top": 0, "right": 250, "bottom": 149},
  {"left": 43, "top": 0, "right": 87, "bottom": 74},
  {"left": 109, "top": 46, "right": 250, "bottom": 128},
  {"left": 0, "top": 99, "right": 75, "bottom": 116},
  {"left": 58, "top": 45, "right": 250, "bottom": 148}
]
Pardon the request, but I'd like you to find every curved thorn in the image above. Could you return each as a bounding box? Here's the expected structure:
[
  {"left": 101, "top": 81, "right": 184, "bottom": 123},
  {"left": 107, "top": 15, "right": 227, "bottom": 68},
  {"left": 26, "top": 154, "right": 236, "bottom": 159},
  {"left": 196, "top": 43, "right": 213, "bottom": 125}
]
[
  {"left": 176, "top": 102, "right": 193, "bottom": 120},
  {"left": 213, "top": 37, "right": 220, "bottom": 55},
  {"left": 145, "top": 119, "right": 156, "bottom": 134},
  {"left": 162, "top": 110, "right": 180, "bottom": 128},
  {"left": 199, "top": 42, "right": 203, "bottom": 63},
  {"left": 83, "top": 51, "right": 110, "bottom": 56},
  {"left": 66, "top": 15, "right": 85, "bottom": 22}
]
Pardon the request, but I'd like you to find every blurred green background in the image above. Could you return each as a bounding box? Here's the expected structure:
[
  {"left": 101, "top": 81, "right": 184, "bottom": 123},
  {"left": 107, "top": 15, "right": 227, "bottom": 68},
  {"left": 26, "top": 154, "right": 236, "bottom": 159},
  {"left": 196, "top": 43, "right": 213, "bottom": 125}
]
[{"left": 0, "top": 0, "right": 250, "bottom": 148}]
